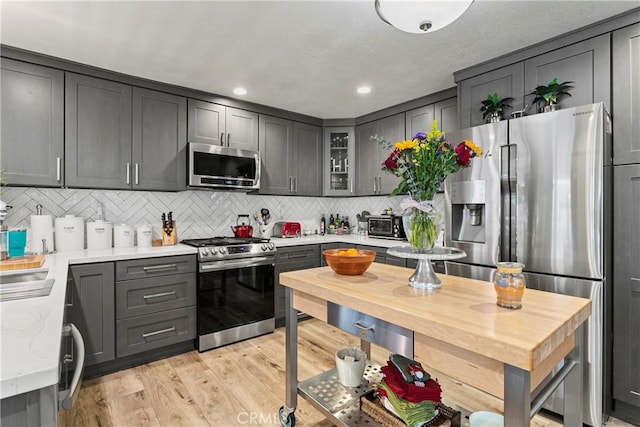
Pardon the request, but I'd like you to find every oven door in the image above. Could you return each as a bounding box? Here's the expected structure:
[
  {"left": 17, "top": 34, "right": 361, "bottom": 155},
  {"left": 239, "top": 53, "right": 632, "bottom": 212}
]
[{"left": 198, "top": 256, "right": 275, "bottom": 348}]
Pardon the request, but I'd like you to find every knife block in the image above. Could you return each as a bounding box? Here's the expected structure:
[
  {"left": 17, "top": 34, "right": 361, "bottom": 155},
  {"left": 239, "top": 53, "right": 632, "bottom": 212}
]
[{"left": 162, "top": 221, "right": 177, "bottom": 246}]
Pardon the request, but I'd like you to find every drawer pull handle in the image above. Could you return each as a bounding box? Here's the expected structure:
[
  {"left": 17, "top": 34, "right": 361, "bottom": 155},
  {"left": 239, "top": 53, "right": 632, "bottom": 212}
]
[
  {"left": 143, "top": 291, "right": 177, "bottom": 300},
  {"left": 142, "top": 327, "right": 176, "bottom": 339},
  {"left": 353, "top": 320, "right": 375, "bottom": 331},
  {"left": 142, "top": 263, "right": 178, "bottom": 272}
]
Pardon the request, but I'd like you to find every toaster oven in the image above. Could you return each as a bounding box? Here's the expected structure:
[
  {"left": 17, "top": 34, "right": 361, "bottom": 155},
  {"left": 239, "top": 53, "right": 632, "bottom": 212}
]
[
  {"left": 271, "top": 222, "right": 302, "bottom": 238},
  {"left": 367, "top": 215, "right": 406, "bottom": 239}
]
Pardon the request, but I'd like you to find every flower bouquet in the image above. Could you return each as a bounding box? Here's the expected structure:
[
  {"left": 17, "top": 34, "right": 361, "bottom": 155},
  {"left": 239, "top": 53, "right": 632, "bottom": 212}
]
[{"left": 375, "top": 120, "right": 482, "bottom": 250}]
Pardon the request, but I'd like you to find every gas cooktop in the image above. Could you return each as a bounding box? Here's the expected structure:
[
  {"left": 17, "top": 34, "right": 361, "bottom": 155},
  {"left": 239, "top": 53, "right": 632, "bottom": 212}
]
[{"left": 181, "top": 237, "right": 276, "bottom": 262}]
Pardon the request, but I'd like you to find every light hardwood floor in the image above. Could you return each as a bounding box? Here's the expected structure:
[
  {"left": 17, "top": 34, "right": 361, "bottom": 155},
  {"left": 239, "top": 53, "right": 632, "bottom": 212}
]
[{"left": 60, "top": 319, "right": 633, "bottom": 427}]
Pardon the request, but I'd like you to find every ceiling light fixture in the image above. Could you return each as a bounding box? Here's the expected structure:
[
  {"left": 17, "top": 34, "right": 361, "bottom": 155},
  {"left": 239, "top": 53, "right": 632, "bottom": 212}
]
[
  {"left": 233, "top": 87, "right": 247, "bottom": 95},
  {"left": 375, "top": 0, "right": 474, "bottom": 34},
  {"left": 357, "top": 86, "right": 372, "bottom": 94}
]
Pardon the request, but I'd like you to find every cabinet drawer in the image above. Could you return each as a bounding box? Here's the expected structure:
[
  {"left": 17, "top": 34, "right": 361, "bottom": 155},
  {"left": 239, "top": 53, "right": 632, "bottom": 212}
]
[
  {"left": 276, "top": 245, "right": 320, "bottom": 267},
  {"left": 116, "top": 273, "right": 196, "bottom": 319},
  {"left": 116, "top": 306, "right": 196, "bottom": 357},
  {"left": 116, "top": 255, "right": 196, "bottom": 281}
]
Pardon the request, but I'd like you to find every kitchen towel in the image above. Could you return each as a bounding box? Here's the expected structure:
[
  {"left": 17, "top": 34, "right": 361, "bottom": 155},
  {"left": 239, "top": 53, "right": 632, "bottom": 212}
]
[
  {"left": 30, "top": 214, "right": 54, "bottom": 253},
  {"left": 55, "top": 215, "right": 85, "bottom": 252}
]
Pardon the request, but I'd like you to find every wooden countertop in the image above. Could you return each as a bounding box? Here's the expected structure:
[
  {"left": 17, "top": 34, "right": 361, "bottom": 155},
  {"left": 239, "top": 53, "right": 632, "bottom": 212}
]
[{"left": 279, "top": 263, "right": 591, "bottom": 373}]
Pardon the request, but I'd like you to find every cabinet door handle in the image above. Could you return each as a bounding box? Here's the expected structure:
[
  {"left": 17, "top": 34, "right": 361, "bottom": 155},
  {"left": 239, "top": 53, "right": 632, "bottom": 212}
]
[
  {"left": 142, "top": 263, "right": 178, "bottom": 272},
  {"left": 350, "top": 178, "right": 353, "bottom": 194},
  {"left": 126, "top": 163, "right": 130, "bottom": 185},
  {"left": 56, "top": 157, "right": 62, "bottom": 182},
  {"left": 135, "top": 163, "right": 139, "bottom": 185},
  {"left": 142, "top": 326, "right": 176, "bottom": 339},
  {"left": 143, "top": 291, "right": 177, "bottom": 300},
  {"left": 220, "top": 132, "right": 224, "bottom": 146},
  {"left": 289, "top": 176, "right": 293, "bottom": 193},
  {"left": 294, "top": 176, "right": 298, "bottom": 193},
  {"left": 227, "top": 133, "right": 231, "bottom": 147}
]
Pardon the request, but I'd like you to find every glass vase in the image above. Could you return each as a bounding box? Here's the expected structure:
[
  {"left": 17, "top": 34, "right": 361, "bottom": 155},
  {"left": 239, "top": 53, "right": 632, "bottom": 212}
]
[{"left": 402, "top": 201, "right": 442, "bottom": 251}]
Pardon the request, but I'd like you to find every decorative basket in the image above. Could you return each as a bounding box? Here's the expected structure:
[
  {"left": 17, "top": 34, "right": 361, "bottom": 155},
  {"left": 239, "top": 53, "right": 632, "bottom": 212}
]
[{"left": 360, "top": 390, "right": 461, "bottom": 427}]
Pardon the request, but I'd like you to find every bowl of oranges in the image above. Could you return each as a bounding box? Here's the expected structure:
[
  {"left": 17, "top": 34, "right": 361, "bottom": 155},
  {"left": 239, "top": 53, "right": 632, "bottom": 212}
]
[{"left": 323, "top": 248, "right": 377, "bottom": 275}]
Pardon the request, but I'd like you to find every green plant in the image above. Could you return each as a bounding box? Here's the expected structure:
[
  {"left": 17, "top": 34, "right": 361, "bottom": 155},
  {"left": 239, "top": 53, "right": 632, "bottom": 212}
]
[
  {"left": 480, "top": 93, "right": 514, "bottom": 120},
  {"left": 530, "top": 78, "right": 574, "bottom": 107}
]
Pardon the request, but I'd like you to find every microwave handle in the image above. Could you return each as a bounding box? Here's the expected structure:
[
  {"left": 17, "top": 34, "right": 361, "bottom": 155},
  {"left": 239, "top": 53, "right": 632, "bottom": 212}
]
[
  {"left": 227, "top": 133, "right": 231, "bottom": 147},
  {"left": 59, "top": 323, "right": 85, "bottom": 410},
  {"left": 220, "top": 132, "right": 224, "bottom": 146}
]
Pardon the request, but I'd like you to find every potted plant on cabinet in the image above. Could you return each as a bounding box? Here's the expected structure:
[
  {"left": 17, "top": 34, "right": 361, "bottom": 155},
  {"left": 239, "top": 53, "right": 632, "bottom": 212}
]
[
  {"left": 530, "top": 78, "right": 574, "bottom": 112},
  {"left": 480, "top": 93, "right": 514, "bottom": 123}
]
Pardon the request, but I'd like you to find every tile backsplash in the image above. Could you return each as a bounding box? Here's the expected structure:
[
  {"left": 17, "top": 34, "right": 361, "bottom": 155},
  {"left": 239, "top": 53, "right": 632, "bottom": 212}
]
[{"left": 1, "top": 187, "right": 445, "bottom": 246}]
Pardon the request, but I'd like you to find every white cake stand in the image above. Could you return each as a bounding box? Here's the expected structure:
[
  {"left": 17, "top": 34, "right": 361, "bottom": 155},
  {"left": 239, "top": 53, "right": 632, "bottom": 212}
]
[{"left": 387, "top": 246, "right": 467, "bottom": 291}]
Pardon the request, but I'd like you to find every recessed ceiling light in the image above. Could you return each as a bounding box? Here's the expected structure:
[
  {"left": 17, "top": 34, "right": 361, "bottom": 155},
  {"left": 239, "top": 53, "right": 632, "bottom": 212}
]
[
  {"left": 357, "top": 86, "right": 371, "bottom": 94},
  {"left": 233, "top": 87, "right": 247, "bottom": 95}
]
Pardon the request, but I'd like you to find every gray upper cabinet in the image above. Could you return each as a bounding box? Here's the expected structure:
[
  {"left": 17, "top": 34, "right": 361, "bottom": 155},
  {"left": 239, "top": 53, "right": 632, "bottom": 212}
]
[
  {"left": 187, "top": 99, "right": 258, "bottom": 151},
  {"left": 524, "top": 34, "right": 611, "bottom": 112},
  {"left": 68, "top": 263, "right": 115, "bottom": 366},
  {"left": 376, "top": 114, "right": 404, "bottom": 195},
  {"left": 259, "top": 114, "right": 321, "bottom": 196},
  {"left": 1, "top": 59, "right": 64, "bottom": 186},
  {"left": 65, "top": 73, "right": 132, "bottom": 189},
  {"left": 613, "top": 23, "right": 640, "bottom": 165},
  {"left": 259, "top": 114, "right": 293, "bottom": 195},
  {"left": 613, "top": 164, "right": 640, "bottom": 408},
  {"left": 324, "top": 127, "right": 355, "bottom": 196},
  {"left": 405, "top": 104, "right": 435, "bottom": 139},
  {"left": 435, "top": 98, "right": 459, "bottom": 133},
  {"left": 132, "top": 87, "right": 187, "bottom": 191},
  {"left": 457, "top": 63, "right": 525, "bottom": 128},
  {"left": 293, "top": 122, "right": 323, "bottom": 196}
]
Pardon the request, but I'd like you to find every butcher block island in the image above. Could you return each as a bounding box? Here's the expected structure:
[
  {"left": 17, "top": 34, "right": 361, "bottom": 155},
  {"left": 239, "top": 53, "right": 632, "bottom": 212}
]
[{"left": 278, "top": 262, "right": 592, "bottom": 427}]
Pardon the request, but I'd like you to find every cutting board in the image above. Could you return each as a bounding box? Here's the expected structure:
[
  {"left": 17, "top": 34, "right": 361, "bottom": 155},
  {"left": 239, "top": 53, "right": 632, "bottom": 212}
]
[{"left": 0, "top": 255, "right": 46, "bottom": 271}]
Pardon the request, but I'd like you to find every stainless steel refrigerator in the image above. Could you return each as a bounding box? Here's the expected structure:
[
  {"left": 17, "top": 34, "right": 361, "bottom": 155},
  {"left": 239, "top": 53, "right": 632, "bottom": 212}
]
[{"left": 444, "top": 103, "right": 612, "bottom": 427}]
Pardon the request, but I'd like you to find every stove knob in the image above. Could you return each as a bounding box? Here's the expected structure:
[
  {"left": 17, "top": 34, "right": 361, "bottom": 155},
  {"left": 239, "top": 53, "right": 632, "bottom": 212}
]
[
  {"left": 268, "top": 242, "right": 275, "bottom": 250},
  {"left": 210, "top": 247, "right": 218, "bottom": 255},
  {"left": 261, "top": 243, "right": 268, "bottom": 251},
  {"left": 218, "top": 247, "right": 227, "bottom": 254},
  {"left": 201, "top": 248, "right": 210, "bottom": 256}
]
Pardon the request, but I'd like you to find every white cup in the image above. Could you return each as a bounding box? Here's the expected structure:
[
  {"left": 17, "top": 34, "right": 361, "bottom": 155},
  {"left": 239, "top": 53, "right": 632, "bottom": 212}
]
[{"left": 136, "top": 225, "right": 152, "bottom": 247}]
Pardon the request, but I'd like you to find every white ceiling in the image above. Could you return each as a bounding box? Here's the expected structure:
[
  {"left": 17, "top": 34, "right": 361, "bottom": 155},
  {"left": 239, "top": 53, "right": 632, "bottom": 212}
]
[{"left": 1, "top": 1, "right": 638, "bottom": 119}]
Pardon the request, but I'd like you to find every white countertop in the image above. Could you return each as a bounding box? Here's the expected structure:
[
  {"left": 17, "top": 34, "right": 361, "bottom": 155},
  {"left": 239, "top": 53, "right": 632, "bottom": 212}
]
[
  {"left": 0, "top": 245, "right": 197, "bottom": 399},
  {"left": 0, "top": 236, "right": 405, "bottom": 399}
]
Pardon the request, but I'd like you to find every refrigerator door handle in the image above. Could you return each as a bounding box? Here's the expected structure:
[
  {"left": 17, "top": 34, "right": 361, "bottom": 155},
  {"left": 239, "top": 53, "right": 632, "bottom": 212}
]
[{"left": 499, "top": 144, "right": 512, "bottom": 262}]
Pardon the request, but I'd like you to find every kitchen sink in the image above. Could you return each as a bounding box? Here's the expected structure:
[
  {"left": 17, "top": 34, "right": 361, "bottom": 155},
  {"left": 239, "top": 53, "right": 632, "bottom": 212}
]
[{"left": 0, "top": 270, "right": 54, "bottom": 301}]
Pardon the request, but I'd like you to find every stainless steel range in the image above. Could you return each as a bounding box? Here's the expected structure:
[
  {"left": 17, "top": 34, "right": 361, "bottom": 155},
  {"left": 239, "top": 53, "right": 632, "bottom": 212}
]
[{"left": 181, "top": 237, "right": 276, "bottom": 352}]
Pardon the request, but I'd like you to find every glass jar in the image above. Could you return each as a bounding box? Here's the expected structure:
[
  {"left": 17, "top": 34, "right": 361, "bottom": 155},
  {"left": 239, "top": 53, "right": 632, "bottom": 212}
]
[{"left": 493, "top": 262, "right": 526, "bottom": 309}]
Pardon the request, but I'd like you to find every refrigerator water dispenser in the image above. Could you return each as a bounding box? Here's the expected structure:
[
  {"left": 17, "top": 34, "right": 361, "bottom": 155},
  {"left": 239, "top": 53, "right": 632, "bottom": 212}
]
[{"left": 449, "top": 180, "right": 486, "bottom": 244}]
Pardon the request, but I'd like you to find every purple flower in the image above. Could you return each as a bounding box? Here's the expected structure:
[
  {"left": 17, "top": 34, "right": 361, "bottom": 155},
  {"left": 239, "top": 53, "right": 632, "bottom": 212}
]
[
  {"left": 435, "top": 150, "right": 442, "bottom": 156},
  {"left": 413, "top": 132, "right": 426, "bottom": 140}
]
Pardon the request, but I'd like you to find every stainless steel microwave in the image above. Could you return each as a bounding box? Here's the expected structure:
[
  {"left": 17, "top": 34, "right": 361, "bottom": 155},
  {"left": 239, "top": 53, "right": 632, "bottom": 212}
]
[
  {"left": 367, "top": 215, "right": 406, "bottom": 239},
  {"left": 188, "top": 142, "right": 260, "bottom": 190}
]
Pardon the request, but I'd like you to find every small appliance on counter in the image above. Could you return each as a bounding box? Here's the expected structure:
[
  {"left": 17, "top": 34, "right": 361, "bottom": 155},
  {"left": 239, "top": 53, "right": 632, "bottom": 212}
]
[
  {"left": 367, "top": 215, "right": 406, "bottom": 240},
  {"left": 55, "top": 215, "right": 85, "bottom": 252},
  {"left": 271, "top": 221, "right": 301, "bottom": 238}
]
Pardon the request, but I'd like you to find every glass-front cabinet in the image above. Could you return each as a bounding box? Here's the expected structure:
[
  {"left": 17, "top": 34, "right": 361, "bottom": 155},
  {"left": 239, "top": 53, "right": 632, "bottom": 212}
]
[{"left": 323, "top": 127, "right": 355, "bottom": 196}]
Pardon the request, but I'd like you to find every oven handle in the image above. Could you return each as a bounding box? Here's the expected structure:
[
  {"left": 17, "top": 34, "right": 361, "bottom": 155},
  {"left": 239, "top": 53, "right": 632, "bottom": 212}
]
[
  {"left": 200, "top": 256, "right": 275, "bottom": 272},
  {"left": 59, "top": 323, "right": 85, "bottom": 410}
]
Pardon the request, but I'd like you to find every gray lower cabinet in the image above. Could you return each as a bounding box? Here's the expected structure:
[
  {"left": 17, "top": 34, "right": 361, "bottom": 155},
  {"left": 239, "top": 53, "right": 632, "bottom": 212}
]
[
  {"left": 613, "top": 164, "right": 640, "bottom": 409},
  {"left": 1, "top": 59, "right": 64, "bottom": 187},
  {"left": 259, "top": 115, "right": 322, "bottom": 196},
  {"left": 132, "top": 87, "right": 187, "bottom": 191},
  {"left": 115, "top": 256, "right": 197, "bottom": 358},
  {"left": 66, "top": 73, "right": 187, "bottom": 191},
  {"left": 355, "top": 244, "right": 405, "bottom": 267},
  {"left": 68, "top": 263, "right": 115, "bottom": 366},
  {"left": 457, "top": 62, "right": 525, "bottom": 128},
  {"left": 274, "top": 245, "right": 321, "bottom": 322},
  {"left": 320, "top": 242, "right": 342, "bottom": 266},
  {"left": 523, "top": 34, "right": 611, "bottom": 112},
  {"left": 187, "top": 99, "right": 259, "bottom": 151},
  {"left": 613, "top": 23, "right": 640, "bottom": 165},
  {"left": 355, "top": 113, "right": 404, "bottom": 196}
]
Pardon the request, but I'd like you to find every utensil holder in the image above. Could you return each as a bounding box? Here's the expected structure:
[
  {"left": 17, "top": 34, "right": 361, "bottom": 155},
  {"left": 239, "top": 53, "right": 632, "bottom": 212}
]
[{"left": 162, "top": 221, "right": 177, "bottom": 246}]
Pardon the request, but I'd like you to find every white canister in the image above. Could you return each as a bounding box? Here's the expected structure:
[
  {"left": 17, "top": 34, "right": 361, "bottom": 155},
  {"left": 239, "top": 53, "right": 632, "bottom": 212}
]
[
  {"left": 54, "top": 215, "right": 85, "bottom": 252},
  {"left": 86, "top": 220, "right": 113, "bottom": 250},
  {"left": 136, "top": 224, "right": 152, "bottom": 247},
  {"left": 113, "top": 224, "right": 134, "bottom": 248}
]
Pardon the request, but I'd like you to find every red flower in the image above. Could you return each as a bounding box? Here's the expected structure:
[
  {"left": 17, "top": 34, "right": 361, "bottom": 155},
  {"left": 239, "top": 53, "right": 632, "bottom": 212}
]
[
  {"left": 455, "top": 142, "right": 471, "bottom": 167},
  {"left": 382, "top": 149, "right": 400, "bottom": 171}
]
